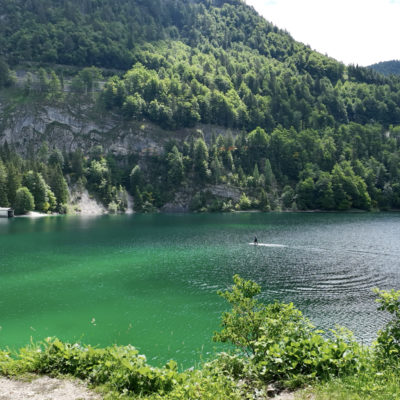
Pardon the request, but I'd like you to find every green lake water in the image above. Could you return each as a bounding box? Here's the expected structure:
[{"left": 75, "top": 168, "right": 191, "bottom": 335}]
[{"left": 0, "top": 212, "right": 399, "bottom": 367}]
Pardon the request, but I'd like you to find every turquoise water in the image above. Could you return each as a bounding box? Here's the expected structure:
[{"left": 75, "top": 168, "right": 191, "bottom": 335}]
[{"left": 0, "top": 213, "right": 399, "bottom": 367}]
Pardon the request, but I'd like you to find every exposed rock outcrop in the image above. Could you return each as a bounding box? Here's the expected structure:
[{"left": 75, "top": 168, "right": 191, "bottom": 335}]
[
  {"left": 0, "top": 101, "right": 238, "bottom": 157},
  {"left": 161, "top": 184, "right": 241, "bottom": 213}
]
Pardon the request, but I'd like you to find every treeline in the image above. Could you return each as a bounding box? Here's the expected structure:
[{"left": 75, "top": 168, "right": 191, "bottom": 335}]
[
  {"left": 0, "top": 144, "right": 128, "bottom": 214},
  {"left": 129, "top": 122, "right": 400, "bottom": 212},
  {"left": 1, "top": 122, "right": 400, "bottom": 214},
  {"left": 369, "top": 60, "right": 400, "bottom": 77},
  {"left": 0, "top": 145, "right": 68, "bottom": 214}
]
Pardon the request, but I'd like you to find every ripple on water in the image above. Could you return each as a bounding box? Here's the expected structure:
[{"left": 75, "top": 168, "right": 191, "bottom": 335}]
[{"left": 1, "top": 212, "right": 400, "bottom": 363}]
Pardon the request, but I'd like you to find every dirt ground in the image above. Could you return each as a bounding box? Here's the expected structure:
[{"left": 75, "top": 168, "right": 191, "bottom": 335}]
[
  {"left": 0, "top": 376, "right": 313, "bottom": 400},
  {"left": 0, "top": 376, "right": 101, "bottom": 400}
]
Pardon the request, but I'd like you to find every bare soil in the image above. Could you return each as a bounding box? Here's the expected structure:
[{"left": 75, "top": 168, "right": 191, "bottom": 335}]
[{"left": 0, "top": 376, "right": 102, "bottom": 400}]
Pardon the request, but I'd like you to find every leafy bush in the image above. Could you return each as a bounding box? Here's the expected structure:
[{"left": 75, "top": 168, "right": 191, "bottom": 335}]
[
  {"left": 238, "top": 193, "right": 252, "bottom": 210},
  {"left": 0, "top": 337, "right": 243, "bottom": 399},
  {"left": 1, "top": 338, "right": 179, "bottom": 396},
  {"left": 214, "top": 275, "right": 363, "bottom": 386},
  {"left": 374, "top": 288, "right": 400, "bottom": 364}
]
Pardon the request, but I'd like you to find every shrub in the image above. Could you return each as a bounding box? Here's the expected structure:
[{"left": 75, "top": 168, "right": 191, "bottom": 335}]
[
  {"left": 238, "top": 193, "right": 251, "bottom": 210},
  {"left": 0, "top": 338, "right": 242, "bottom": 399},
  {"left": 374, "top": 288, "right": 400, "bottom": 364},
  {"left": 214, "top": 275, "right": 362, "bottom": 386},
  {"left": 1, "top": 338, "right": 180, "bottom": 396}
]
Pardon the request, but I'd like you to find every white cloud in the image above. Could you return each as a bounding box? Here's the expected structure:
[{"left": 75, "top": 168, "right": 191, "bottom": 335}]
[{"left": 245, "top": 0, "right": 400, "bottom": 66}]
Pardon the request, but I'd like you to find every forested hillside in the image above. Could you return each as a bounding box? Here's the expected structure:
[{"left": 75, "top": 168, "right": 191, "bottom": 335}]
[
  {"left": 1, "top": 0, "right": 400, "bottom": 213},
  {"left": 369, "top": 60, "right": 400, "bottom": 77}
]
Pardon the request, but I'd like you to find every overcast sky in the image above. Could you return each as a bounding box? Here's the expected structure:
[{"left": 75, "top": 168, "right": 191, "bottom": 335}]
[{"left": 245, "top": 0, "right": 400, "bottom": 66}]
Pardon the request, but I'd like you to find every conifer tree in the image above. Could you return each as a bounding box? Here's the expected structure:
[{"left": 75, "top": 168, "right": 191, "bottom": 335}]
[
  {"left": 167, "top": 146, "right": 184, "bottom": 187},
  {"left": 0, "top": 160, "right": 9, "bottom": 207},
  {"left": 22, "top": 171, "right": 48, "bottom": 212},
  {"left": 193, "top": 138, "right": 209, "bottom": 182},
  {"left": 6, "top": 164, "right": 21, "bottom": 207},
  {"left": 264, "top": 159, "right": 275, "bottom": 189},
  {"left": 130, "top": 165, "right": 142, "bottom": 193},
  {"left": 49, "top": 165, "right": 69, "bottom": 210}
]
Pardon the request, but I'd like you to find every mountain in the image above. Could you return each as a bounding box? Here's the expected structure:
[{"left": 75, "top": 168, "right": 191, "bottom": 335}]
[
  {"left": 368, "top": 60, "right": 400, "bottom": 76},
  {"left": 1, "top": 0, "right": 400, "bottom": 214}
]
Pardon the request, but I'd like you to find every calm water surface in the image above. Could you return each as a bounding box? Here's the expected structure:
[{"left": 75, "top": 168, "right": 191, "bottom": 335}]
[{"left": 0, "top": 212, "right": 399, "bottom": 367}]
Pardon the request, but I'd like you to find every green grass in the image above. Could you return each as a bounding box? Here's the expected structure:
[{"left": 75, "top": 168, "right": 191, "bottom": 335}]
[{"left": 298, "top": 372, "right": 400, "bottom": 400}]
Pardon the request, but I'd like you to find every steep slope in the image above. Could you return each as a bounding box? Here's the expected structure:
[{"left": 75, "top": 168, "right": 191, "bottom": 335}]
[
  {"left": 0, "top": 0, "right": 400, "bottom": 213},
  {"left": 368, "top": 60, "right": 400, "bottom": 76},
  {"left": 0, "top": 0, "right": 310, "bottom": 69}
]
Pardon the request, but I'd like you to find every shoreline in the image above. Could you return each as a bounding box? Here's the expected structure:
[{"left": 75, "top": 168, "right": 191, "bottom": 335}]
[{"left": 10, "top": 207, "right": 400, "bottom": 219}]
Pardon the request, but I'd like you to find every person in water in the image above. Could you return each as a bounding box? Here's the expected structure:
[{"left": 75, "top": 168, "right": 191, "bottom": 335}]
[{"left": 254, "top": 236, "right": 258, "bottom": 245}]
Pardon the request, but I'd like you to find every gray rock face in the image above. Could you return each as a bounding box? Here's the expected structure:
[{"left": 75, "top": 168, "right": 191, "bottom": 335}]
[
  {"left": 0, "top": 102, "right": 238, "bottom": 157},
  {"left": 208, "top": 184, "right": 241, "bottom": 202},
  {"left": 161, "top": 184, "right": 241, "bottom": 213},
  {"left": 0, "top": 101, "right": 241, "bottom": 212},
  {"left": 0, "top": 103, "right": 167, "bottom": 156}
]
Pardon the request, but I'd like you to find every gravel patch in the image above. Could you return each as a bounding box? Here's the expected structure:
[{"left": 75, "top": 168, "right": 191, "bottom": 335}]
[{"left": 0, "top": 376, "right": 102, "bottom": 400}]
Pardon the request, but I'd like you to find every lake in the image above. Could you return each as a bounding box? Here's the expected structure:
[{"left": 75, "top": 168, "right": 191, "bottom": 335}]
[{"left": 0, "top": 212, "right": 399, "bottom": 367}]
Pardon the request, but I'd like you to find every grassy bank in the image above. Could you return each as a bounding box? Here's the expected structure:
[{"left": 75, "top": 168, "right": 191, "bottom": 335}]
[{"left": 1, "top": 277, "right": 399, "bottom": 399}]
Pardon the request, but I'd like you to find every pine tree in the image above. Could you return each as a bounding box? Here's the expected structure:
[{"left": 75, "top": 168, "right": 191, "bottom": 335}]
[
  {"left": 264, "top": 159, "right": 274, "bottom": 189},
  {"left": 133, "top": 187, "right": 143, "bottom": 211},
  {"left": 22, "top": 171, "right": 48, "bottom": 212},
  {"left": 259, "top": 188, "right": 270, "bottom": 211},
  {"left": 48, "top": 70, "right": 62, "bottom": 99},
  {"left": 0, "top": 160, "right": 9, "bottom": 206},
  {"left": 194, "top": 138, "right": 209, "bottom": 182},
  {"left": 167, "top": 146, "right": 184, "bottom": 187},
  {"left": 49, "top": 165, "right": 69, "bottom": 210},
  {"left": 6, "top": 164, "right": 21, "bottom": 207},
  {"left": 252, "top": 164, "right": 260, "bottom": 187}
]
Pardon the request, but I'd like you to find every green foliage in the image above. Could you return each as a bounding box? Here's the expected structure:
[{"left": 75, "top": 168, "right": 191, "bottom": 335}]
[
  {"left": 22, "top": 171, "right": 48, "bottom": 212},
  {"left": 214, "top": 275, "right": 264, "bottom": 355},
  {"left": 0, "top": 58, "right": 14, "bottom": 88},
  {"left": 14, "top": 186, "right": 35, "bottom": 214},
  {"left": 238, "top": 193, "right": 251, "bottom": 210},
  {"left": 368, "top": 60, "right": 400, "bottom": 76},
  {"left": 194, "top": 138, "right": 210, "bottom": 182},
  {"left": 374, "top": 288, "right": 400, "bottom": 363},
  {"left": 130, "top": 165, "right": 143, "bottom": 193},
  {"left": 2, "top": 278, "right": 400, "bottom": 399},
  {"left": 167, "top": 146, "right": 185, "bottom": 187},
  {"left": 0, "top": 160, "right": 8, "bottom": 207},
  {"left": 49, "top": 165, "right": 69, "bottom": 211},
  {"left": 214, "top": 275, "right": 363, "bottom": 386},
  {"left": 0, "top": 337, "right": 241, "bottom": 399},
  {"left": 1, "top": 0, "right": 400, "bottom": 213},
  {"left": 1, "top": 338, "right": 179, "bottom": 396}
]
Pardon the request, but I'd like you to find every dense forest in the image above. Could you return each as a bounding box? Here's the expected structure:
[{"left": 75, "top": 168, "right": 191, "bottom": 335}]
[
  {"left": 1, "top": 0, "right": 400, "bottom": 213},
  {"left": 369, "top": 60, "right": 400, "bottom": 77}
]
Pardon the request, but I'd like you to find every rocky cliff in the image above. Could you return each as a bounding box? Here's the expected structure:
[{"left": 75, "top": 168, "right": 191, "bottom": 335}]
[{"left": 0, "top": 100, "right": 237, "bottom": 157}]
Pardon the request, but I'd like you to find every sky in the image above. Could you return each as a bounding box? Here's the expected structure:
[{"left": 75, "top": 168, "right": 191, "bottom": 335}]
[{"left": 245, "top": 0, "right": 400, "bottom": 66}]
